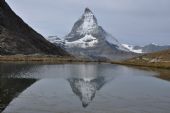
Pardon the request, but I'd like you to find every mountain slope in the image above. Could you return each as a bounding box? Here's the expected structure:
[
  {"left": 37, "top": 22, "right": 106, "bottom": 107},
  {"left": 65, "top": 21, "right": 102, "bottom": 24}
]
[
  {"left": 123, "top": 49, "right": 170, "bottom": 68},
  {"left": 123, "top": 43, "right": 170, "bottom": 53},
  {"left": 47, "top": 36, "right": 65, "bottom": 48},
  {"left": 141, "top": 43, "right": 170, "bottom": 53},
  {"left": 122, "top": 44, "right": 143, "bottom": 53},
  {"left": 62, "top": 8, "right": 134, "bottom": 61},
  {"left": 0, "top": 0, "right": 69, "bottom": 55}
]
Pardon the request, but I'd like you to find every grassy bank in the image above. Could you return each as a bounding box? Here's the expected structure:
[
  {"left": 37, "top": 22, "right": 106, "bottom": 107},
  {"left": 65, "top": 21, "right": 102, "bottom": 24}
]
[
  {"left": 0, "top": 55, "right": 84, "bottom": 63},
  {"left": 0, "top": 53, "right": 170, "bottom": 69},
  {"left": 111, "top": 49, "right": 170, "bottom": 69},
  {"left": 0, "top": 55, "right": 107, "bottom": 64},
  {"left": 111, "top": 61, "right": 170, "bottom": 69}
]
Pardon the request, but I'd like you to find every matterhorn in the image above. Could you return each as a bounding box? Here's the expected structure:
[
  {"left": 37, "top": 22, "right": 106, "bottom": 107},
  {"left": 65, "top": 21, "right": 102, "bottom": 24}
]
[{"left": 49, "top": 8, "right": 135, "bottom": 60}]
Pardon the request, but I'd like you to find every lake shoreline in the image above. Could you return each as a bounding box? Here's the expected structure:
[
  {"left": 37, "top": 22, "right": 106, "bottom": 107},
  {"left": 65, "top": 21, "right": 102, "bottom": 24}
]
[
  {"left": 0, "top": 55, "right": 107, "bottom": 64},
  {"left": 0, "top": 55, "right": 170, "bottom": 69},
  {"left": 111, "top": 61, "right": 170, "bottom": 69}
]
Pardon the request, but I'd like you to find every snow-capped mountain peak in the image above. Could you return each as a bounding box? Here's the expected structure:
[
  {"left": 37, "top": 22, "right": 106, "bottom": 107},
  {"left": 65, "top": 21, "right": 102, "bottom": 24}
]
[
  {"left": 83, "top": 8, "right": 94, "bottom": 19},
  {"left": 84, "top": 8, "right": 93, "bottom": 14},
  {"left": 48, "top": 8, "right": 135, "bottom": 60},
  {"left": 76, "top": 8, "right": 98, "bottom": 35},
  {"left": 64, "top": 8, "right": 127, "bottom": 50}
]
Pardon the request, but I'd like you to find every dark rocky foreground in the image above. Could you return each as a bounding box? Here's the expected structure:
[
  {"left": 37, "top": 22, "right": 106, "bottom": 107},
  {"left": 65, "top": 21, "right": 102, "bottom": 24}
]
[{"left": 0, "top": 0, "right": 69, "bottom": 56}]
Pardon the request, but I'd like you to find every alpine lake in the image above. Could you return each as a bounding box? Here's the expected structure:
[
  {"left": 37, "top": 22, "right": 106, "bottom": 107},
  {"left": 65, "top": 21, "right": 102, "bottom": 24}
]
[{"left": 0, "top": 62, "right": 170, "bottom": 113}]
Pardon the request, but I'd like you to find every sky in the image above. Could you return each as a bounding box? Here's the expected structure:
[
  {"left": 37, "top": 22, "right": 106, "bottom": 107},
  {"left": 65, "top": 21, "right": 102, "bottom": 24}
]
[{"left": 6, "top": 0, "right": 170, "bottom": 46}]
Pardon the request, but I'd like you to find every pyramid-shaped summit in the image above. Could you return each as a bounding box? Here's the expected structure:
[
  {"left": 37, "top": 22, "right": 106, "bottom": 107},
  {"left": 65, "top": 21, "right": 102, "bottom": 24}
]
[
  {"left": 84, "top": 8, "right": 92, "bottom": 13},
  {"left": 63, "top": 8, "right": 134, "bottom": 61},
  {"left": 65, "top": 8, "right": 99, "bottom": 39},
  {"left": 78, "top": 8, "right": 98, "bottom": 35}
]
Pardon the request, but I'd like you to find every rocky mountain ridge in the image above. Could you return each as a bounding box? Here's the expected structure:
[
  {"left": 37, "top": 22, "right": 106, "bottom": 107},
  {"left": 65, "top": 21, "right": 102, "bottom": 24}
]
[{"left": 0, "top": 0, "right": 69, "bottom": 56}]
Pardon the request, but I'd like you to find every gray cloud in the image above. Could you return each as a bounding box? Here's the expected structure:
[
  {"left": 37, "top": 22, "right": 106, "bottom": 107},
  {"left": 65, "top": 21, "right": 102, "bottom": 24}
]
[{"left": 6, "top": 0, "right": 170, "bottom": 45}]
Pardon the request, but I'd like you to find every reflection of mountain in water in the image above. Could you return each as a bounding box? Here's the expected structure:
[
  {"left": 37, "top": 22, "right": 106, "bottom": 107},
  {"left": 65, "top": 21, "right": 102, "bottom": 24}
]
[
  {"left": 0, "top": 63, "right": 39, "bottom": 112},
  {"left": 0, "top": 78, "right": 36, "bottom": 112},
  {"left": 68, "top": 76, "right": 106, "bottom": 108}
]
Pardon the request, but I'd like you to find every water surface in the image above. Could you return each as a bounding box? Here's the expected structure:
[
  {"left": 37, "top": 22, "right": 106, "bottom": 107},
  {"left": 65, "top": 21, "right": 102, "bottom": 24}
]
[{"left": 0, "top": 63, "right": 170, "bottom": 113}]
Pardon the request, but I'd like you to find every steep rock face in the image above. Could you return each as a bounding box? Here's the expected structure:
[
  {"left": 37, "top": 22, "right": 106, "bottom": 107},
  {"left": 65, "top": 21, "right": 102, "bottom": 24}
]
[
  {"left": 63, "top": 8, "right": 134, "bottom": 61},
  {"left": 0, "top": 0, "right": 69, "bottom": 55}
]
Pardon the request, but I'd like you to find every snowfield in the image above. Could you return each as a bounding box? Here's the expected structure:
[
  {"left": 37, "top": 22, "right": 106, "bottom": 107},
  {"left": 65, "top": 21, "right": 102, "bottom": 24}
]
[
  {"left": 122, "top": 44, "right": 143, "bottom": 53},
  {"left": 65, "top": 35, "right": 98, "bottom": 48}
]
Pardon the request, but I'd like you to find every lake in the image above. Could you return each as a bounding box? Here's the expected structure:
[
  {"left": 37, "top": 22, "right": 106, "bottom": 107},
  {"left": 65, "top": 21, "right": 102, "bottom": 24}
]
[{"left": 0, "top": 63, "right": 170, "bottom": 113}]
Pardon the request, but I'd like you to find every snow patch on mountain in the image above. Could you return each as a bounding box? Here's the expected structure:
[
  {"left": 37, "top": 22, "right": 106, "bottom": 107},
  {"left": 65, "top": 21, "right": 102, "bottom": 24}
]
[
  {"left": 150, "top": 43, "right": 159, "bottom": 46},
  {"left": 122, "top": 44, "right": 143, "bottom": 53},
  {"left": 65, "top": 34, "right": 98, "bottom": 48},
  {"left": 77, "top": 10, "right": 98, "bottom": 35}
]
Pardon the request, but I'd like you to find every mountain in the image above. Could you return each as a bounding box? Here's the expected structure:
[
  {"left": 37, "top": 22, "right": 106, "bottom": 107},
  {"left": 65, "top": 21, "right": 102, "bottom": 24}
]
[
  {"left": 52, "top": 8, "right": 135, "bottom": 61},
  {"left": 123, "top": 43, "right": 170, "bottom": 53},
  {"left": 0, "top": 0, "right": 69, "bottom": 56},
  {"left": 141, "top": 43, "right": 170, "bottom": 53},
  {"left": 47, "top": 36, "right": 65, "bottom": 48},
  {"left": 122, "top": 44, "right": 143, "bottom": 53}
]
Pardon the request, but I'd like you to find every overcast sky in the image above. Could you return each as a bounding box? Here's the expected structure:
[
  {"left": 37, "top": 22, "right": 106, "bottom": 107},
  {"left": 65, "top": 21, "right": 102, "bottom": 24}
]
[{"left": 6, "top": 0, "right": 170, "bottom": 46}]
